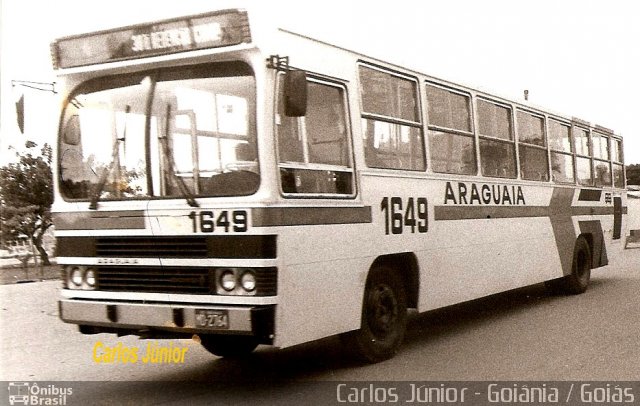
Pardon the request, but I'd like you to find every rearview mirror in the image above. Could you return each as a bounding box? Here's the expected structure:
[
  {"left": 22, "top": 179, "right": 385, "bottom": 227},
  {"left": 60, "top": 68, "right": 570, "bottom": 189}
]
[
  {"left": 63, "top": 115, "right": 81, "bottom": 145},
  {"left": 16, "top": 95, "right": 24, "bottom": 133},
  {"left": 284, "top": 70, "right": 307, "bottom": 117}
]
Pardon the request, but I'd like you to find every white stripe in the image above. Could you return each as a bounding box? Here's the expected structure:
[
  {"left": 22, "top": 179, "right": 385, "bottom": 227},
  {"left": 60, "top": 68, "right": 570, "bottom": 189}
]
[
  {"left": 60, "top": 288, "right": 278, "bottom": 305},
  {"left": 56, "top": 257, "right": 277, "bottom": 267}
]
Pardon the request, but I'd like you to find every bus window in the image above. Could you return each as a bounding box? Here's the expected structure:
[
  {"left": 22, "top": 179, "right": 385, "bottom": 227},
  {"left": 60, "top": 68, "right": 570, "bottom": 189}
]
[
  {"left": 425, "top": 84, "right": 476, "bottom": 175},
  {"left": 276, "top": 77, "right": 354, "bottom": 196},
  {"left": 359, "top": 65, "right": 424, "bottom": 171},
  {"left": 594, "top": 161, "right": 612, "bottom": 187},
  {"left": 60, "top": 77, "right": 151, "bottom": 200},
  {"left": 592, "top": 131, "right": 611, "bottom": 187},
  {"left": 592, "top": 132, "right": 609, "bottom": 160},
  {"left": 517, "top": 110, "right": 549, "bottom": 181},
  {"left": 593, "top": 131, "right": 612, "bottom": 187},
  {"left": 573, "top": 127, "right": 590, "bottom": 156},
  {"left": 573, "top": 127, "right": 592, "bottom": 186},
  {"left": 306, "top": 85, "right": 350, "bottom": 166},
  {"left": 59, "top": 62, "right": 258, "bottom": 201},
  {"left": 612, "top": 164, "right": 624, "bottom": 188},
  {"left": 611, "top": 138, "right": 624, "bottom": 188},
  {"left": 548, "top": 119, "right": 574, "bottom": 184},
  {"left": 611, "top": 138, "right": 623, "bottom": 163},
  {"left": 576, "top": 156, "right": 593, "bottom": 186},
  {"left": 477, "top": 99, "right": 516, "bottom": 178}
]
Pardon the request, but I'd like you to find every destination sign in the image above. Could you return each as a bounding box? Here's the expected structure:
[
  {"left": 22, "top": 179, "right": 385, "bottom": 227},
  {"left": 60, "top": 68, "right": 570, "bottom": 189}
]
[{"left": 52, "top": 9, "right": 251, "bottom": 69}]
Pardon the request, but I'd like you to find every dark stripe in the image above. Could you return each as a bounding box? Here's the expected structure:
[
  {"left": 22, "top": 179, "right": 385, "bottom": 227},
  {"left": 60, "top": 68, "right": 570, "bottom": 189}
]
[
  {"left": 206, "top": 235, "right": 277, "bottom": 259},
  {"left": 572, "top": 207, "right": 617, "bottom": 216},
  {"left": 548, "top": 188, "right": 577, "bottom": 276},
  {"left": 252, "top": 206, "right": 372, "bottom": 227},
  {"left": 613, "top": 197, "right": 622, "bottom": 240},
  {"left": 53, "top": 211, "right": 145, "bottom": 230},
  {"left": 579, "top": 220, "right": 608, "bottom": 267},
  {"left": 56, "top": 235, "right": 277, "bottom": 259},
  {"left": 56, "top": 237, "right": 96, "bottom": 257},
  {"left": 434, "top": 206, "right": 548, "bottom": 220},
  {"left": 578, "top": 189, "right": 602, "bottom": 201},
  {"left": 434, "top": 204, "right": 621, "bottom": 221}
]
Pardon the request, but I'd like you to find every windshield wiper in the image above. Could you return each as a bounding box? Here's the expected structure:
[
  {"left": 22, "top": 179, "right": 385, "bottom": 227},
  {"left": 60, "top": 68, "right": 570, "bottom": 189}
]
[
  {"left": 89, "top": 105, "right": 130, "bottom": 210},
  {"left": 159, "top": 103, "right": 199, "bottom": 208}
]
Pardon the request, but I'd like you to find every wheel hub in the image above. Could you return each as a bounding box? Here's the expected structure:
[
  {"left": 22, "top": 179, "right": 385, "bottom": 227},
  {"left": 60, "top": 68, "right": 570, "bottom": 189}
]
[{"left": 367, "top": 284, "right": 398, "bottom": 336}]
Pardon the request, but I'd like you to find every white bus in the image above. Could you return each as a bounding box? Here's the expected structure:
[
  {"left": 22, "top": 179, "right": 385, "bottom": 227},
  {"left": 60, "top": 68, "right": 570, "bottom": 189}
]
[{"left": 52, "top": 7, "right": 627, "bottom": 362}]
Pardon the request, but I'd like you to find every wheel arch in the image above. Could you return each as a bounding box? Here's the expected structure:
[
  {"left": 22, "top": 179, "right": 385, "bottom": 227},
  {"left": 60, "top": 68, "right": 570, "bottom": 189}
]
[
  {"left": 577, "top": 231, "right": 602, "bottom": 269},
  {"left": 369, "top": 252, "right": 419, "bottom": 310},
  {"left": 576, "top": 222, "right": 608, "bottom": 269}
]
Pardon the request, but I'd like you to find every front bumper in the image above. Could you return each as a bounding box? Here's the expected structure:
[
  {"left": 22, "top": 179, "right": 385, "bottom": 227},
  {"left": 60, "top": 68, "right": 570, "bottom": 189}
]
[{"left": 59, "top": 299, "right": 274, "bottom": 342}]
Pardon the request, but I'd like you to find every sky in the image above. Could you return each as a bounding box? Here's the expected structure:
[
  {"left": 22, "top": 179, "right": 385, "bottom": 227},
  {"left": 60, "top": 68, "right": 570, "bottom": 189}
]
[{"left": 1, "top": 0, "right": 639, "bottom": 165}]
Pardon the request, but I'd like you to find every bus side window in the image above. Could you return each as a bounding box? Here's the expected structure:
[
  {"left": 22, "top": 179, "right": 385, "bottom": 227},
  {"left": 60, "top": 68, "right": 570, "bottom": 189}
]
[
  {"left": 425, "top": 84, "right": 476, "bottom": 175},
  {"left": 359, "top": 65, "right": 424, "bottom": 171},
  {"left": 548, "top": 119, "right": 574, "bottom": 184},
  {"left": 573, "top": 127, "right": 593, "bottom": 186},
  {"left": 305, "top": 84, "right": 349, "bottom": 166},
  {"left": 517, "top": 110, "right": 549, "bottom": 181},
  {"left": 592, "top": 132, "right": 612, "bottom": 187},
  {"left": 477, "top": 99, "right": 516, "bottom": 179},
  {"left": 611, "top": 138, "right": 624, "bottom": 188},
  {"left": 276, "top": 75, "right": 354, "bottom": 196}
]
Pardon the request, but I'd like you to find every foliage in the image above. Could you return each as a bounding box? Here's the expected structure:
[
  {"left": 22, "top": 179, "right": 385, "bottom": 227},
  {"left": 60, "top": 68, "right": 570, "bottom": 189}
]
[
  {"left": 626, "top": 164, "right": 640, "bottom": 186},
  {"left": 0, "top": 142, "right": 54, "bottom": 265}
]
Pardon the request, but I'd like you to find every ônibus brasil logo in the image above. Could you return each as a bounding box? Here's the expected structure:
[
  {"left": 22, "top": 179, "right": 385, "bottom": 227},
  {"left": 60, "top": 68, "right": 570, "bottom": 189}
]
[{"left": 8, "top": 382, "right": 73, "bottom": 405}]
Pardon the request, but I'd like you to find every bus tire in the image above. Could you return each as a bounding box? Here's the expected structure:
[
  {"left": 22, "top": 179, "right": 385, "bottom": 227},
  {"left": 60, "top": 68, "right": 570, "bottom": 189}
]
[
  {"left": 341, "top": 265, "right": 407, "bottom": 363},
  {"left": 563, "top": 236, "right": 592, "bottom": 294},
  {"left": 547, "top": 236, "right": 592, "bottom": 295},
  {"left": 199, "top": 335, "right": 258, "bottom": 358}
]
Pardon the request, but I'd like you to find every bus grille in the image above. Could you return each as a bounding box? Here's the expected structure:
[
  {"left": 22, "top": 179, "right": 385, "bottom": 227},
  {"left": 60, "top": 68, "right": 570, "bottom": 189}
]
[
  {"left": 96, "top": 237, "right": 207, "bottom": 258},
  {"left": 56, "top": 235, "right": 277, "bottom": 259},
  {"left": 95, "top": 266, "right": 277, "bottom": 296}
]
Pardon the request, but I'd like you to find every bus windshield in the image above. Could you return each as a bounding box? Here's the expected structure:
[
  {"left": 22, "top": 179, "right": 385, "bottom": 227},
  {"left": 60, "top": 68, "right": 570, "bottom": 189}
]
[{"left": 59, "top": 62, "right": 258, "bottom": 202}]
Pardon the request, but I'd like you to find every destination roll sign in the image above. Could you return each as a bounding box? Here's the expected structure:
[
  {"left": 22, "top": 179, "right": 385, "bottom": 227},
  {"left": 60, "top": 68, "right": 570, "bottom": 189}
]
[{"left": 52, "top": 9, "right": 251, "bottom": 69}]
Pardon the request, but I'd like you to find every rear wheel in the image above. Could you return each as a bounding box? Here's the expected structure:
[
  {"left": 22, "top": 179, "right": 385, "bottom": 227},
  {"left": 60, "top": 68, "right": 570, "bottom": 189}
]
[
  {"left": 546, "top": 236, "right": 592, "bottom": 295},
  {"left": 199, "top": 335, "right": 258, "bottom": 358},
  {"left": 341, "top": 266, "right": 407, "bottom": 363},
  {"left": 564, "top": 236, "right": 592, "bottom": 294}
]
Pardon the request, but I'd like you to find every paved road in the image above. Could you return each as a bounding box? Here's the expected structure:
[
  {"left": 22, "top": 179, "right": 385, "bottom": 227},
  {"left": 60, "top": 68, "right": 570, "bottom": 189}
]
[{"left": 1, "top": 248, "right": 639, "bottom": 404}]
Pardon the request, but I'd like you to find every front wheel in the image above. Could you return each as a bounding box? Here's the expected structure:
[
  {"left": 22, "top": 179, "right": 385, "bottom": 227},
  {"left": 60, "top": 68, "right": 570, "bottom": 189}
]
[
  {"left": 199, "top": 335, "right": 258, "bottom": 358},
  {"left": 341, "top": 266, "right": 407, "bottom": 363}
]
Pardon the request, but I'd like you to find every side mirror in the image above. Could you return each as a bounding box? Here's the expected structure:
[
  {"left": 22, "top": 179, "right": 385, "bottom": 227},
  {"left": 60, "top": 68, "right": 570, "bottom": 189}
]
[
  {"left": 15, "top": 95, "right": 24, "bottom": 133},
  {"left": 284, "top": 70, "right": 307, "bottom": 117},
  {"left": 63, "top": 115, "right": 81, "bottom": 145}
]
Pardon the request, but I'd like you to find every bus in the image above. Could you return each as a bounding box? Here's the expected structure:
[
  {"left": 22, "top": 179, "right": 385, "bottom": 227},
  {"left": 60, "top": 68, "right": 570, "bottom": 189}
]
[{"left": 51, "top": 7, "right": 627, "bottom": 363}]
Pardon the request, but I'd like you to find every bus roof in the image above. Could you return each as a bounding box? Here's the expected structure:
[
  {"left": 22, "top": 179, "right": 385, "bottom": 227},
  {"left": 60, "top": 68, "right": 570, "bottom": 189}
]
[
  {"left": 50, "top": 5, "right": 619, "bottom": 137},
  {"left": 276, "top": 28, "right": 619, "bottom": 136}
]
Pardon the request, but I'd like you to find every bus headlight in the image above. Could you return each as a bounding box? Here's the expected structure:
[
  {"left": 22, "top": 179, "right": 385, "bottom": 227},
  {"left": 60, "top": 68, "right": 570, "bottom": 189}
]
[
  {"left": 213, "top": 267, "right": 276, "bottom": 296},
  {"left": 240, "top": 271, "right": 256, "bottom": 292},
  {"left": 85, "top": 268, "right": 96, "bottom": 288},
  {"left": 219, "top": 269, "right": 236, "bottom": 292},
  {"left": 65, "top": 266, "right": 97, "bottom": 290},
  {"left": 70, "top": 267, "right": 83, "bottom": 287}
]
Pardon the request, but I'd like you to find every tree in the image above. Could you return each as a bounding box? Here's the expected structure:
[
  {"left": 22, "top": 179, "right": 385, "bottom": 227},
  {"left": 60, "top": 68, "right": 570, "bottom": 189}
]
[
  {"left": 626, "top": 164, "right": 640, "bottom": 186},
  {"left": 0, "top": 142, "right": 54, "bottom": 265}
]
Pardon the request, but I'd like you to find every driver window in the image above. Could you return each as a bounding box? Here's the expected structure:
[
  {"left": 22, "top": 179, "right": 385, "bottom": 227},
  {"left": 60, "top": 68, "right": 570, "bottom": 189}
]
[{"left": 276, "top": 76, "right": 354, "bottom": 196}]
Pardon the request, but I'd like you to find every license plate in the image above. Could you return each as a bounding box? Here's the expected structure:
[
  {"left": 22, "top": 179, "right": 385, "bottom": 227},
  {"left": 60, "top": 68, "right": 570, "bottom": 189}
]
[{"left": 195, "top": 309, "right": 229, "bottom": 329}]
